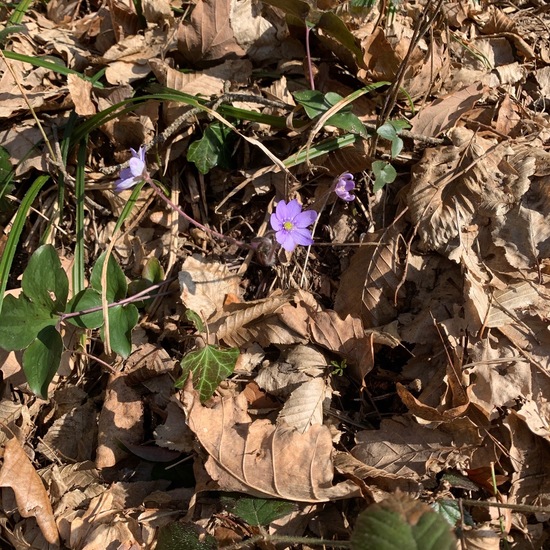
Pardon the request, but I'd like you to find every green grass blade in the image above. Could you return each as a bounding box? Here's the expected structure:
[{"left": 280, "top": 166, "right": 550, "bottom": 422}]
[
  {"left": 8, "top": 0, "right": 34, "bottom": 24},
  {"left": 283, "top": 134, "right": 361, "bottom": 167},
  {"left": 0, "top": 174, "right": 50, "bottom": 312},
  {"left": 73, "top": 140, "right": 87, "bottom": 296},
  {"left": 0, "top": 50, "right": 104, "bottom": 88}
]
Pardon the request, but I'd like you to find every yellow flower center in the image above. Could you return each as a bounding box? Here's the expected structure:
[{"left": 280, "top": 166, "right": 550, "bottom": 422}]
[{"left": 283, "top": 221, "right": 294, "bottom": 231}]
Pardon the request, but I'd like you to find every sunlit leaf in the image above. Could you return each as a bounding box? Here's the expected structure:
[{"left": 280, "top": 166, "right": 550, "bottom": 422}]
[
  {"left": 222, "top": 495, "right": 296, "bottom": 526},
  {"left": 175, "top": 345, "right": 239, "bottom": 402}
]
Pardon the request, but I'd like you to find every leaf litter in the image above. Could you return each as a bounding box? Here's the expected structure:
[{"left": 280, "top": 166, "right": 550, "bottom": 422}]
[{"left": 0, "top": 0, "right": 550, "bottom": 548}]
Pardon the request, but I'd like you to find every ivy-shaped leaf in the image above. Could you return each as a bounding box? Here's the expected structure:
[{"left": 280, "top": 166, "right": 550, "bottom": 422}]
[
  {"left": 187, "top": 122, "right": 235, "bottom": 174},
  {"left": 222, "top": 495, "right": 296, "bottom": 526},
  {"left": 175, "top": 345, "right": 239, "bottom": 402}
]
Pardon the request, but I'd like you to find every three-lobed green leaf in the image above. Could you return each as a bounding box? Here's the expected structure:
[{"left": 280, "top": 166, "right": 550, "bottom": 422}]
[
  {"left": 187, "top": 122, "right": 235, "bottom": 174},
  {"left": 372, "top": 160, "right": 397, "bottom": 193},
  {"left": 175, "top": 344, "right": 239, "bottom": 402}
]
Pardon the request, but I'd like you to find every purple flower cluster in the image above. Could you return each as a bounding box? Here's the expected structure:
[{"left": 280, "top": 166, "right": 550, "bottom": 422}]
[
  {"left": 114, "top": 147, "right": 148, "bottom": 192},
  {"left": 334, "top": 172, "right": 355, "bottom": 202},
  {"left": 269, "top": 199, "right": 317, "bottom": 252}
]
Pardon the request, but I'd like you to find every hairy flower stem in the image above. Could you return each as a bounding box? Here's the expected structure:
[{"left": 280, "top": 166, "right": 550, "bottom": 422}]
[{"left": 145, "top": 176, "right": 256, "bottom": 251}]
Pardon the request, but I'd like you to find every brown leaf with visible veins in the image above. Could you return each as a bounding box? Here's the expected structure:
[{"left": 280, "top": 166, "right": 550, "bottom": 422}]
[
  {"left": 0, "top": 438, "right": 59, "bottom": 545},
  {"left": 177, "top": 0, "right": 245, "bottom": 66},
  {"left": 183, "top": 377, "right": 360, "bottom": 502}
]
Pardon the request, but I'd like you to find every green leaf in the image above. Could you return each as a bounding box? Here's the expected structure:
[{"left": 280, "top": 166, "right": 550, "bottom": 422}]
[
  {"left": 351, "top": 497, "right": 456, "bottom": 550},
  {"left": 317, "top": 11, "right": 364, "bottom": 64},
  {"left": 22, "top": 325, "right": 62, "bottom": 399},
  {"left": 0, "top": 294, "right": 57, "bottom": 351},
  {"left": 101, "top": 304, "right": 139, "bottom": 359},
  {"left": 142, "top": 256, "right": 164, "bottom": 283},
  {"left": 22, "top": 244, "right": 69, "bottom": 312},
  {"left": 175, "top": 345, "right": 239, "bottom": 402},
  {"left": 293, "top": 90, "right": 340, "bottom": 119},
  {"left": 187, "top": 122, "right": 234, "bottom": 174},
  {"left": 222, "top": 495, "right": 296, "bottom": 526},
  {"left": 326, "top": 112, "right": 368, "bottom": 138},
  {"left": 293, "top": 90, "right": 367, "bottom": 137},
  {"left": 185, "top": 309, "right": 205, "bottom": 333},
  {"left": 65, "top": 289, "right": 104, "bottom": 329},
  {"left": 156, "top": 523, "right": 217, "bottom": 550},
  {"left": 90, "top": 252, "right": 128, "bottom": 302},
  {"left": 372, "top": 160, "right": 397, "bottom": 193},
  {"left": 376, "top": 122, "right": 398, "bottom": 142},
  {"left": 433, "top": 499, "right": 474, "bottom": 528}
]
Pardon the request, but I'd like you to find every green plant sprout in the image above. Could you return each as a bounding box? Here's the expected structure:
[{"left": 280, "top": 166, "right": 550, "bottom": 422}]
[
  {"left": 372, "top": 118, "right": 411, "bottom": 192},
  {"left": 331, "top": 358, "right": 348, "bottom": 376}
]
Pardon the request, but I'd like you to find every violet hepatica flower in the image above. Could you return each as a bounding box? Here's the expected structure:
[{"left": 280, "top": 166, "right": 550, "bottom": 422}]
[
  {"left": 114, "top": 146, "right": 148, "bottom": 192},
  {"left": 334, "top": 172, "right": 355, "bottom": 202},
  {"left": 270, "top": 199, "right": 317, "bottom": 252}
]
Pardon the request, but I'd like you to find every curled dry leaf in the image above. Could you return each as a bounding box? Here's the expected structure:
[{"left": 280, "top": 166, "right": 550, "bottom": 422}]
[
  {"left": 0, "top": 438, "right": 59, "bottom": 545},
  {"left": 183, "top": 376, "right": 360, "bottom": 502}
]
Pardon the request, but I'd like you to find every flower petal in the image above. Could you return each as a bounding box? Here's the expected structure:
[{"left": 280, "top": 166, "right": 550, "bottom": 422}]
[
  {"left": 290, "top": 227, "right": 314, "bottom": 246},
  {"left": 114, "top": 177, "right": 137, "bottom": 192},
  {"left": 275, "top": 199, "right": 290, "bottom": 220},
  {"left": 285, "top": 198, "right": 303, "bottom": 220},
  {"left": 275, "top": 229, "right": 297, "bottom": 251},
  {"left": 270, "top": 212, "right": 283, "bottom": 231},
  {"left": 129, "top": 157, "right": 145, "bottom": 177},
  {"left": 293, "top": 209, "right": 317, "bottom": 228}
]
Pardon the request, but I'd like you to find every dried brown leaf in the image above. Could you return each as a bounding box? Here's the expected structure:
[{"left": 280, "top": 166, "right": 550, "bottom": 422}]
[
  {"left": 409, "top": 82, "right": 485, "bottom": 137},
  {"left": 352, "top": 417, "right": 464, "bottom": 480},
  {"left": 179, "top": 254, "right": 241, "bottom": 322},
  {"left": 96, "top": 373, "right": 144, "bottom": 468},
  {"left": 334, "top": 225, "right": 404, "bottom": 328},
  {"left": 0, "top": 438, "right": 59, "bottom": 545},
  {"left": 176, "top": 0, "right": 245, "bottom": 65},
  {"left": 277, "top": 377, "right": 328, "bottom": 433},
  {"left": 183, "top": 378, "right": 360, "bottom": 502}
]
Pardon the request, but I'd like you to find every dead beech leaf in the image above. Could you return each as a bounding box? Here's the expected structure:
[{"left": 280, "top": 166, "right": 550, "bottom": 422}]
[
  {"left": 409, "top": 82, "right": 485, "bottom": 137},
  {"left": 352, "top": 416, "right": 464, "bottom": 480},
  {"left": 96, "top": 372, "right": 144, "bottom": 468},
  {"left": 334, "top": 225, "right": 404, "bottom": 329},
  {"left": 183, "top": 377, "right": 360, "bottom": 502},
  {"left": 308, "top": 310, "right": 376, "bottom": 381},
  {"left": 179, "top": 254, "right": 242, "bottom": 322},
  {"left": 67, "top": 74, "right": 96, "bottom": 116},
  {"left": 210, "top": 289, "right": 314, "bottom": 347},
  {"left": 0, "top": 438, "right": 59, "bottom": 545},
  {"left": 177, "top": 0, "right": 245, "bottom": 66},
  {"left": 277, "top": 377, "right": 328, "bottom": 434}
]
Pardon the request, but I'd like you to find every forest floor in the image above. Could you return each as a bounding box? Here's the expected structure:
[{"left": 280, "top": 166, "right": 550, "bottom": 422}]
[{"left": 0, "top": 0, "right": 550, "bottom": 548}]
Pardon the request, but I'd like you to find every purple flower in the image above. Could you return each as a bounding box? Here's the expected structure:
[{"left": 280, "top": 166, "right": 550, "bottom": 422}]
[
  {"left": 114, "top": 146, "right": 148, "bottom": 192},
  {"left": 270, "top": 199, "right": 317, "bottom": 252},
  {"left": 334, "top": 172, "right": 355, "bottom": 201}
]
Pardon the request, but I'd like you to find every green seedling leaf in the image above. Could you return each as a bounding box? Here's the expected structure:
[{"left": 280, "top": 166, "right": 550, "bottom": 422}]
[
  {"left": 372, "top": 160, "right": 397, "bottom": 193},
  {"left": 175, "top": 345, "right": 239, "bottom": 402},
  {"left": 376, "top": 122, "right": 398, "bottom": 142},
  {"left": 90, "top": 252, "right": 127, "bottom": 302},
  {"left": 22, "top": 244, "right": 68, "bottom": 312},
  {"left": 65, "top": 289, "right": 104, "bottom": 329},
  {"left": 432, "top": 500, "right": 462, "bottom": 528},
  {"left": 222, "top": 495, "right": 296, "bottom": 526},
  {"left": 127, "top": 257, "right": 165, "bottom": 308},
  {"left": 317, "top": 11, "right": 363, "bottom": 64},
  {"left": 187, "top": 122, "right": 234, "bottom": 174},
  {"left": 142, "top": 256, "right": 164, "bottom": 283},
  {"left": 100, "top": 304, "right": 139, "bottom": 359},
  {"left": 0, "top": 294, "right": 57, "bottom": 351},
  {"left": 351, "top": 495, "right": 456, "bottom": 550},
  {"left": 293, "top": 90, "right": 367, "bottom": 137},
  {"left": 185, "top": 309, "right": 205, "bottom": 333},
  {"left": 22, "top": 325, "right": 62, "bottom": 399},
  {"left": 156, "top": 523, "right": 217, "bottom": 550}
]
